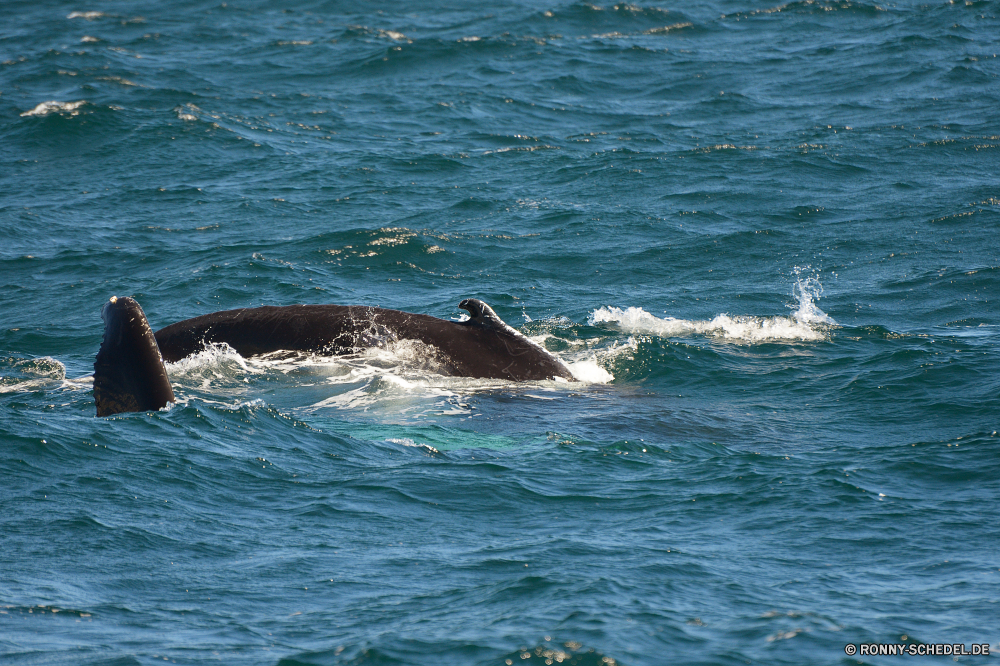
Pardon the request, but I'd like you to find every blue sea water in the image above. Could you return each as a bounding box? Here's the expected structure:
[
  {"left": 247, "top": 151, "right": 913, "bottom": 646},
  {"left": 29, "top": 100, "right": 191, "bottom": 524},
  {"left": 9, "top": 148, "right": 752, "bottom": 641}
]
[{"left": 2, "top": 0, "right": 999, "bottom": 664}]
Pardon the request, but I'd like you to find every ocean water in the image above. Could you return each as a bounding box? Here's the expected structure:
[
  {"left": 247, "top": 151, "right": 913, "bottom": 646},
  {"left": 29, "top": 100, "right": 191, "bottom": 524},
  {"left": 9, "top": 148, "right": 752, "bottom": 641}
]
[{"left": 2, "top": 0, "right": 999, "bottom": 664}]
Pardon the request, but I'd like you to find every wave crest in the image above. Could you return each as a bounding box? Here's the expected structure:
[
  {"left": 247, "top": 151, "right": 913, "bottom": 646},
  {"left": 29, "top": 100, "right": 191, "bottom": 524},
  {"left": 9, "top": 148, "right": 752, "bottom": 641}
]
[
  {"left": 590, "top": 278, "right": 836, "bottom": 343},
  {"left": 20, "top": 101, "right": 87, "bottom": 117}
]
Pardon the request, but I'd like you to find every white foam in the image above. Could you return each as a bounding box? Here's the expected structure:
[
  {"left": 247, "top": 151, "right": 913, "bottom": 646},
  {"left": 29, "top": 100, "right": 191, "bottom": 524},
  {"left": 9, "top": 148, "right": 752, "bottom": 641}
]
[
  {"left": 307, "top": 378, "right": 471, "bottom": 416},
  {"left": 67, "top": 11, "right": 104, "bottom": 19},
  {"left": 167, "top": 342, "right": 250, "bottom": 371},
  {"left": 20, "top": 101, "right": 87, "bottom": 117},
  {"left": 165, "top": 342, "right": 258, "bottom": 390},
  {"left": 589, "top": 307, "right": 829, "bottom": 343},
  {"left": 590, "top": 277, "right": 835, "bottom": 344},
  {"left": 566, "top": 358, "right": 615, "bottom": 383},
  {"left": 568, "top": 336, "right": 642, "bottom": 384},
  {"left": 0, "top": 357, "right": 68, "bottom": 393},
  {"left": 174, "top": 103, "right": 199, "bottom": 121},
  {"left": 385, "top": 438, "right": 440, "bottom": 454},
  {"left": 261, "top": 337, "right": 609, "bottom": 416},
  {"left": 186, "top": 340, "right": 483, "bottom": 416},
  {"left": 522, "top": 333, "right": 614, "bottom": 384}
]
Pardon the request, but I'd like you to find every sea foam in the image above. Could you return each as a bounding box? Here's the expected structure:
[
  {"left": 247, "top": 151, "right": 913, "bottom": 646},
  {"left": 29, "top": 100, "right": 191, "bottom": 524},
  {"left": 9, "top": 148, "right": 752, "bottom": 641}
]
[
  {"left": 590, "top": 278, "right": 835, "bottom": 344},
  {"left": 20, "top": 101, "right": 87, "bottom": 117}
]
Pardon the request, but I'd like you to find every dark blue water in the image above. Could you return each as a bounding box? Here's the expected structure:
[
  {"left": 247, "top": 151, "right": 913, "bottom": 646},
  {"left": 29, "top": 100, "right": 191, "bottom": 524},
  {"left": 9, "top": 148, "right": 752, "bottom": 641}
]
[{"left": 2, "top": 1, "right": 999, "bottom": 664}]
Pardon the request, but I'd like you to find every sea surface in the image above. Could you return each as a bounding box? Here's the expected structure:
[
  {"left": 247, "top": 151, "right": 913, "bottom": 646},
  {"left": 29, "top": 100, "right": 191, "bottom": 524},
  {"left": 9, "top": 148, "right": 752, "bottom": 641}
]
[{"left": 2, "top": 0, "right": 998, "bottom": 664}]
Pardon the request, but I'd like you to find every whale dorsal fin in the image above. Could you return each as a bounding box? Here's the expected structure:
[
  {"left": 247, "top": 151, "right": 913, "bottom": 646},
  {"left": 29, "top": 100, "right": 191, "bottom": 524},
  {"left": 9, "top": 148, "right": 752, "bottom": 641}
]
[
  {"left": 459, "top": 298, "right": 502, "bottom": 327},
  {"left": 458, "top": 298, "right": 524, "bottom": 338}
]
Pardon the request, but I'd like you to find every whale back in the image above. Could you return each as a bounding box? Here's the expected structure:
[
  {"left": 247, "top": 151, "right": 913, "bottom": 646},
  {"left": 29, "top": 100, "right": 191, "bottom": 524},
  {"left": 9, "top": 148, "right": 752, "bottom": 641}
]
[
  {"left": 93, "top": 296, "right": 575, "bottom": 416},
  {"left": 444, "top": 299, "right": 575, "bottom": 381},
  {"left": 153, "top": 304, "right": 383, "bottom": 362},
  {"left": 94, "top": 297, "right": 175, "bottom": 417},
  {"left": 153, "top": 299, "right": 575, "bottom": 382}
]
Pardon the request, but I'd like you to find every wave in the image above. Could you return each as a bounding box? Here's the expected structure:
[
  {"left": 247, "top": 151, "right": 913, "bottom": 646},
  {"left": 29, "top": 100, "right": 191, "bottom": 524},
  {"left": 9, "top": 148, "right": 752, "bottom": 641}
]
[
  {"left": 0, "top": 356, "right": 68, "bottom": 393},
  {"left": 19, "top": 100, "right": 88, "bottom": 117},
  {"left": 590, "top": 277, "right": 836, "bottom": 344}
]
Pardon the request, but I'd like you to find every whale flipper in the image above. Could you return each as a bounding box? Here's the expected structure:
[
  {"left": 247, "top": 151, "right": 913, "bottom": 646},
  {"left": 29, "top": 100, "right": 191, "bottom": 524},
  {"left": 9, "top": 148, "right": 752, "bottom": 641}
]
[{"left": 94, "top": 296, "right": 175, "bottom": 417}]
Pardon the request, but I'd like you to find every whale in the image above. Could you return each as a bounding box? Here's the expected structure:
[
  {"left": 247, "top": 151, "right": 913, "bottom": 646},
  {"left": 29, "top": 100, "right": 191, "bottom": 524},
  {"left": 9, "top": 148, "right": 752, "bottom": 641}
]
[
  {"left": 94, "top": 296, "right": 575, "bottom": 416},
  {"left": 94, "top": 297, "right": 176, "bottom": 417}
]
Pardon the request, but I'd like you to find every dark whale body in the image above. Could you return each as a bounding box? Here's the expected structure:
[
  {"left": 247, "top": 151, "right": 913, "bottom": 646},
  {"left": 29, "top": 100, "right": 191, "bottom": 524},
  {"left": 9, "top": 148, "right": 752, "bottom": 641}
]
[
  {"left": 94, "top": 297, "right": 176, "bottom": 417},
  {"left": 95, "top": 296, "right": 575, "bottom": 416}
]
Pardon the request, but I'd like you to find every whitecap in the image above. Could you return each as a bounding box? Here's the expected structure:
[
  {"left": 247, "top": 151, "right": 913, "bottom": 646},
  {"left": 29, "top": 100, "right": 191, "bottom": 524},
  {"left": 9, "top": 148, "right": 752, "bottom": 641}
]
[
  {"left": 589, "top": 277, "right": 835, "bottom": 344},
  {"left": 174, "top": 103, "right": 199, "bottom": 121},
  {"left": 589, "top": 306, "right": 828, "bottom": 343},
  {"left": 20, "top": 100, "right": 87, "bottom": 117}
]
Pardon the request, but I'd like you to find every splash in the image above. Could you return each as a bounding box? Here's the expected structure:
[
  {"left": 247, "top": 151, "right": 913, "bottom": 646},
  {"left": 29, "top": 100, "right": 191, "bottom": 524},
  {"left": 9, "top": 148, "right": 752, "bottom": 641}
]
[
  {"left": 524, "top": 333, "right": 614, "bottom": 383},
  {"left": 790, "top": 272, "right": 835, "bottom": 325},
  {"left": 0, "top": 357, "right": 68, "bottom": 393},
  {"left": 165, "top": 342, "right": 258, "bottom": 391},
  {"left": 590, "top": 276, "right": 835, "bottom": 344},
  {"left": 167, "top": 342, "right": 250, "bottom": 372},
  {"left": 564, "top": 357, "right": 614, "bottom": 383}
]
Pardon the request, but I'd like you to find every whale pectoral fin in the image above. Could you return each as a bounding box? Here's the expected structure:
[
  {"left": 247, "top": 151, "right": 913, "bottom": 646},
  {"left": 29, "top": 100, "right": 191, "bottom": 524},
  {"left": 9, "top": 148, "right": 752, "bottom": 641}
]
[{"left": 94, "top": 296, "right": 175, "bottom": 417}]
